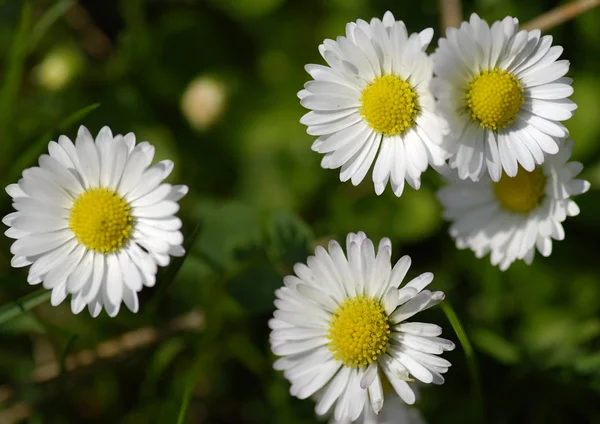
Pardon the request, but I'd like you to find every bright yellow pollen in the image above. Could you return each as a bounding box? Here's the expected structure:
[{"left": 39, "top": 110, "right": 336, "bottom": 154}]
[
  {"left": 69, "top": 187, "right": 133, "bottom": 253},
  {"left": 360, "top": 75, "right": 419, "bottom": 136},
  {"left": 327, "top": 296, "right": 391, "bottom": 368},
  {"left": 494, "top": 166, "right": 547, "bottom": 214},
  {"left": 466, "top": 69, "right": 524, "bottom": 130}
]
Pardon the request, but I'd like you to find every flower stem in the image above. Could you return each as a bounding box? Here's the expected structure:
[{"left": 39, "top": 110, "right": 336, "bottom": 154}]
[{"left": 442, "top": 301, "right": 484, "bottom": 422}]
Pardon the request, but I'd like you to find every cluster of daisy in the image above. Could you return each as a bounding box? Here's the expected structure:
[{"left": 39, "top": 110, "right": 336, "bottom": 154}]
[
  {"left": 0, "top": 9, "right": 591, "bottom": 424},
  {"left": 300, "top": 11, "right": 589, "bottom": 271},
  {"left": 270, "top": 10, "right": 590, "bottom": 424}
]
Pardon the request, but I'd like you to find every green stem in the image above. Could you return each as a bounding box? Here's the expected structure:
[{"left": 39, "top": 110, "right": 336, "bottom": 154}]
[
  {"left": 0, "top": 288, "right": 51, "bottom": 326},
  {"left": 175, "top": 271, "right": 228, "bottom": 423},
  {"left": 442, "top": 301, "right": 484, "bottom": 422}
]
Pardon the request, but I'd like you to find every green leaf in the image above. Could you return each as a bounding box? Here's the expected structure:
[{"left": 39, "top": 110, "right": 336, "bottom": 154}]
[
  {"left": 5, "top": 103, "right": 100, "bottom": 185},
  {"left": 194, "top": 200, "right": 262, "bottom": 268},
  {"left": 228, "top": 259, "right": 281, "bottom": 313},
  {"left": 29, "top": 0, "right": 75, "bottom": 51},
  {"left": 142, "top": 339, "right": 186, "bottom": 400},
  {"left": 0, "top": 289, "right": 51, "bottom": 327},
  {"left": 227, "top": 333, "right": 267, "bottom": 376},
  {"left": 0, "top": 312, "right": 46, "bottom": 334},
  {"left": 266, "top": 211, "right": 314, "bottom": 268},
  {"left": 0, "top": 2, "right": 32, "bottom": 155},
  {"left": 471, "top": 327, "right": 521, "bottom": 365}
]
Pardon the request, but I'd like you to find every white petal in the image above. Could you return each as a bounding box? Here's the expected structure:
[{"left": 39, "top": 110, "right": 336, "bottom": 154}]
[
  {"left": 105, "top": 253, "right": 124, "bottom": 307},
  {"left": 126, "top": 160, "right": 174, "bottom": 201},
  {"left": 123, "top": 286, "right": 139, "bottom": 313},
  {"left": 360, "top": 362, "right": 378, "bottom": 389}
]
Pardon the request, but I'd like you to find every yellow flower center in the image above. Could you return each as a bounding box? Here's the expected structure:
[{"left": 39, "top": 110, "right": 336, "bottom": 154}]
[
  {"left": 360, "top": 75, "right": 419, "bottom": 136},
  {"left": 466, "top": 69, "right": 524, "bottom": 130},
  {"left": 69, "top": 187, "right": 133, "bottom": 253},
  {"left": 327, "top": 296, "right": 391, "bottom": 368},
  {"left": 494, "top": 166, "right": 547, "bottom": 214}
]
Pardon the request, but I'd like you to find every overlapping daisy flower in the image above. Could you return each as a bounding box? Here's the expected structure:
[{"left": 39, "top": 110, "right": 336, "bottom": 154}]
[
  {"left": 328, "top": 392, "right": 425, "bottom": 424},
  {"left": 3, "top": 126, "right": 187, "bottom": 317},
  {"left": 269, "top": 232, "right": 454, "bottom": 423},
  {"left": 438, "top": 139, "right": 589, "bottom": 270},
  {"left": 432, "top": 13, "right": 576, "bottom": 182},
  {"left": 299, "top": 11, "right": 448, "bottom": 197}
]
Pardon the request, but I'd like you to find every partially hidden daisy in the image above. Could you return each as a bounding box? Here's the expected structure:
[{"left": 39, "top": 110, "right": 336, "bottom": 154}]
[
  {"left": 299, "top": 11, "right": 448, "bottom": 197},
  {"left": 432, "top": 13, "right": 576, "bottom": 182},
  {"left": 269, "top": 232, "right": 454, "bottom": 422},
  {"left": 3, "top": 126, "right": 188, "bottom": 317},
  {"left": 327, "top": 392, "right": 425, "bottom": 424},
  {"left": 438, "top": 139, "right": 589, "bottom": 270}
]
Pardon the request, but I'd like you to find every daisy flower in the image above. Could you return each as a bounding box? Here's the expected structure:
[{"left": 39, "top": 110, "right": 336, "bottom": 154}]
[
  {"left": 328, "top": 392, "right": 425, "bottom": 424},
  {"left": 431, "top": 13, "right": 576, "bottom": 182},
  {"left": 299, "top": 11, "right": 448, "bottom": 196},
  {"left": 438, "top": 139, "right": 589, "bottom": 270},
  {"left": 269, "top": 232, "right": 454, "bottom": 422},
  {"left": 3, "top": 126, "right": 188, "bottom": 317}
]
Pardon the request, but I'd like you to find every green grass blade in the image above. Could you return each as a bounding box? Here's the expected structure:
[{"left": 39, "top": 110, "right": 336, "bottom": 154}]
[
  {"left": 29, "top": 0, "right": 75, "bottom": 51},
  {"left": 0, "top": 288, "right": 51, "bottom": 326},
  {"left": 56, "top": 103, "right": 102, "bottom": 131},
  {"left": 176, "top": 352, "right": 213, "bottom": 424},
  {"left": 60, "top": 334, "right": 79, "bottom": 376},
  {"left": 176, "top": 374, "right": 195, "bottom": 424},
  {"left": 5, "top": 103, "right": 100, "bottom": 185},
  {"left": 442, "top": 301, "right": 484, "bottom": 421},
  {"left": 0, "top": 3, "right": 32, "bottom": 156}
]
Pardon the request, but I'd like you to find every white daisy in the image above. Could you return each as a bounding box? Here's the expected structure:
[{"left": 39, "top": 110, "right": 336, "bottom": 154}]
[
  {"left": 328, "top": 392, "right": 425, "bottom": 424},
  {"left": 299, "top": 11, "right": 448, "bottom": 197},
  {"left": 269, "top": 232, "right": 454, "bottom": 422},
  {"left": 3, "top": 126, "right": 188, "bottom": 317},
  {"left": 438, "top": 139, "right": 589, "bottom": 270},
  {"left": 431, "top": 13, "right": 576, "bottom": 182}
]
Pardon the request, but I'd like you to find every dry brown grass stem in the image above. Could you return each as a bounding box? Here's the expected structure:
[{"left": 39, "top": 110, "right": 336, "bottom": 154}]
[
  {"left": 522, "top": 0, "right": 600, "bottom": 31},
  {"left": 439, "top": 0, "right": 463, "bottom": 32}
]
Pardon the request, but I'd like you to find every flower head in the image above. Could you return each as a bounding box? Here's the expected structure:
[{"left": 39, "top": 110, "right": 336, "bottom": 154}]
[
  {"left": 270, "top": 232, "right": 454, "bottom": 422},
  {"left": 3, "top": 126, "right": 188, "bottom": 317},
  {"left": 432, "top": 13, "right": 576, "bottom": 182},
  {"left": 300, "top": 11, "right": 448, "bottom": 197},
  {"left": 438, "top": 139, "right": 589, "bottom": 270}
]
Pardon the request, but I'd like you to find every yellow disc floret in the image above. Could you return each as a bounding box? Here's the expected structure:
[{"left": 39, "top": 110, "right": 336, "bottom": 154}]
[
  {"left": 494, "top": 166, "right": 547, "bottom": 214},
  {"left": 69, "top": 187, "right": 133, "bottom": 253},
  {"left": 466, "top": 69, "right": 524, "bottom": 130},
  {"left": 327, "top": 296, "right": 391, "bottom": 368},
  {"left": 360, "top": 75, "right": 419, "bottom": 136}
]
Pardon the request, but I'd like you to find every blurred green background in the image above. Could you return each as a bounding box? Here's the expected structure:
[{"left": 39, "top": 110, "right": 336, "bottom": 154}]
[{"left": 0, "top": 0, "right": 599, "bottom": 423}]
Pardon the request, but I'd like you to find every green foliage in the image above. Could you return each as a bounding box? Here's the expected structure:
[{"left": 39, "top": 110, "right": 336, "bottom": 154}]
[
  {"left": 0, "top": 2, "right": 30, "bottom": 157},
  {"left": 0, "top": 1, "right": 599, "bottom": 424},
  {"left": 5, "top": 102, "right": 100, "bottom": 185},
  {"left": 0, "top": 289, "right": 50, "bottom": 326}
]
